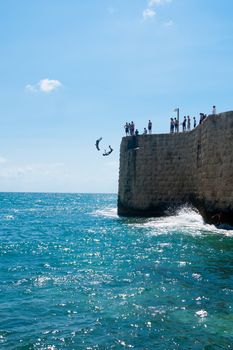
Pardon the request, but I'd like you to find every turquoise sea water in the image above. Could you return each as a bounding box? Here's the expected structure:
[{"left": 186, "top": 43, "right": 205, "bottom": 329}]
[{"left": 0, "top": 193, "right": 233, "bottom": 350}]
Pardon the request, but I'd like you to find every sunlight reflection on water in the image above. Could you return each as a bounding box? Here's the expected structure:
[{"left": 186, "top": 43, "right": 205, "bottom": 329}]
[{"left": 0, "top": 194, "right": 233, "bottom": 349}]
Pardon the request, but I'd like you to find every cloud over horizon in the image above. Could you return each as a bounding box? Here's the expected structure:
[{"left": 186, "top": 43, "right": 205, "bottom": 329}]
[{"left": 26, "top": 78, "right": 62, "bottom": 93}]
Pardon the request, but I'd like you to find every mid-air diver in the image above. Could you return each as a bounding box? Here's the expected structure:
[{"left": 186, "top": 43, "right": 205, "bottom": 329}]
[
  {"left": 103, "top": 146, "right": 113, "bottom": 156},
  {"left": 95, "top": 137, "right": 102, "bottom": 151}
]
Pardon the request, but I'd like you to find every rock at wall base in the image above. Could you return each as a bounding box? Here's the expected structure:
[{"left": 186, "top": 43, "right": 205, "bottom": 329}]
[
  {"left": 118, "top": 197, "right": 233, "bottom": 228},
  {"left": 117, "top": 199, "right": 169, "bottom": 217},
  {"left": 197, "top": 207, "right": 233, "bottom": 227}
]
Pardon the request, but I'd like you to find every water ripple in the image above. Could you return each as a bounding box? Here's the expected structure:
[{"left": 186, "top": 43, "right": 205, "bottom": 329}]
[{"left": 0, "top": 193, "right": 233, "bottom": 349}]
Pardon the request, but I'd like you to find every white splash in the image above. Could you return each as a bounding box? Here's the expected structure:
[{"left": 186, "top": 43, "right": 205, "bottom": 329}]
[
  {"left": 34, "top": 276, "right": 51, "bottom": 287},
  {"left": 133, "top": 207, "right": 233, "bottom": 237},
  {"left": 94, "top": 207, "right": 118, "bottom": 218},
  {"left": 196, "top": 309, "right": 208, "bottom": 318}
]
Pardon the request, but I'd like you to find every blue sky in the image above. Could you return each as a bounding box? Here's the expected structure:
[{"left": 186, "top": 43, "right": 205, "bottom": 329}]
[{"left": 0, "top": 0, "right": 233, "bottom": 193}]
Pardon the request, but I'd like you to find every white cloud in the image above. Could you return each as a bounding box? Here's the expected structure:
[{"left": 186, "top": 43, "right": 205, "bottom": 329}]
[
  {"left": 25, "top": 78, "right": 62, "bottom": 93},
  {"left": 38, "top": 79, "right": 62, "bottom": 93},
  {"left": 143, "top": 8, "right": 156, "bottom": 20}
]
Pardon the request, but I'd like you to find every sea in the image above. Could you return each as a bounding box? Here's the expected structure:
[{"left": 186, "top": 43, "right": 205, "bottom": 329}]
[{"left": 0, "top": 192, "right": 233, "bottom": 350}]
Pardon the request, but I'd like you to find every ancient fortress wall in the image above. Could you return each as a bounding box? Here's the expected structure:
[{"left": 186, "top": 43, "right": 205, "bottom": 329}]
[{"left": 118, "top": 111, "right": 233, "bottom": 225}]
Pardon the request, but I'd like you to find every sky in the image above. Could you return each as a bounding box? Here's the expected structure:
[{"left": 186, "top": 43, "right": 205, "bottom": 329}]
[{"left": 0, "top": 0, "right": 233, "bottom": 193}]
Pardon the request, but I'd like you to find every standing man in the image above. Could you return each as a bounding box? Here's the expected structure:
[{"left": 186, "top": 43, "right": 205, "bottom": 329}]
[
  {"left": 124, "top": 122, "right": 129, "bottom": 136},
  {"left": 187, "top": 116, "right": 191, "bottom": 131},
  {"left": 148, "top": 120, "right": 152, "bottom": 134},
  {"left": 130, "top": 121, "right": 135, "bottom": 135},
  {"left": 170, "top": 118, "right": 174, "bottom": 133},
  {"left": 182, "top": 116, "right": 187, "bottom": 132},
  {"left": 174, "top": 118, "right": 179, "bottom": 133},
  {"left": 193, "top": 117, "right": 196, "bottom": 128},
  {"left": 212, "top": 105, "right": 216, "bottom": 114}
]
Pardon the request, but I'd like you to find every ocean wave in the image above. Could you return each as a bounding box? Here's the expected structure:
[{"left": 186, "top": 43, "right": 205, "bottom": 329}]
[
  {"left": 93, "top": 207, "right": 118, "bottom": 218},
  {"left": 131, "top": 207, "right": 233, "bottom": 237}
]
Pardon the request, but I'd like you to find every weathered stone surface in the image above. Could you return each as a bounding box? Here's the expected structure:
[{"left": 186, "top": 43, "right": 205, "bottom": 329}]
[{"left": 118, "top": 111, "right": 233, "bottom": 226}]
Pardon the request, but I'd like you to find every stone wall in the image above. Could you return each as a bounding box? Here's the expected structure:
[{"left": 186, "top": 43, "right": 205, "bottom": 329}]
[{"left": 118, "top": 111, "right": 233, "bottom": 225}]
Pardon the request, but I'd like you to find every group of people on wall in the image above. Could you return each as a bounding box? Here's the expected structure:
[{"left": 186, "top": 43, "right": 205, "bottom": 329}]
[
  {"left": 124, "top": 106, "right": 217, "bottom": 136},
  {"left": 172, "top": 105, "right": 217, "bottom": 133},
  {"left": 124, "top": 120, "right": 152, "bottom": 136},
  {"left": 170, "top": 116, "right": 195, "bottom": 133}
]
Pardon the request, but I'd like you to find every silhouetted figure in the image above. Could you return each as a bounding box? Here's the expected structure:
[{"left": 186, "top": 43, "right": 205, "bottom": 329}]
[
  {"left": 174, "top": 118, "right": 179, "bottom": 133},
  {"left": 170, "top": 118, "right": 174, "bottom": 133},
  {"left": 199, "top": 113, "right": 204, "bottom": 124},
  {"left": 148, "top": 120, "right": 152, "bottom": 134},
  {"left": 124, "top": 122, "right": 129, "bottom": 136},
  {"left": 130, "top": 121, "right": 135, "bottom": 136},
  {"left": 95, "top": 137, "right": 102, "bottom": 151},
  {"left": 103, "top": 145, "right": 113, "bottom": 156},
  {"left": 193, "top": 117, "right": 196, "bottom": 128},
  {"left": 182, "top": 116, "right": 187, "bottom": 132}
]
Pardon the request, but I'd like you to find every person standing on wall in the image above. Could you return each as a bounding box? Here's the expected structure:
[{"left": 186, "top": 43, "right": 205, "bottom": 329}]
[
  {"left": 182, "top": 116, "right": 187, "bottom": 132},
  {"left": 124, "top": 122, "right": 129, "bottom": 136},
  {"left": 148, "top": 120, "right": 152, "bottom": 134},
  {"left": 187, "top": 116, "right": 191, "bottom": 131},
  {"left": 174, "top": 118, "right": 179, "bottom": 133},
  {"left": 170, "top": 118, "right": 174, "bottom": 133},
  {"left": 193, "top": 117, "right": 196, "bottom": 128},
  {"left": 212, "top": 105, "right": 216, "bottom": 114},
  {"left": 130, "top": 121, "right": 135, "bottom": 136}
]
